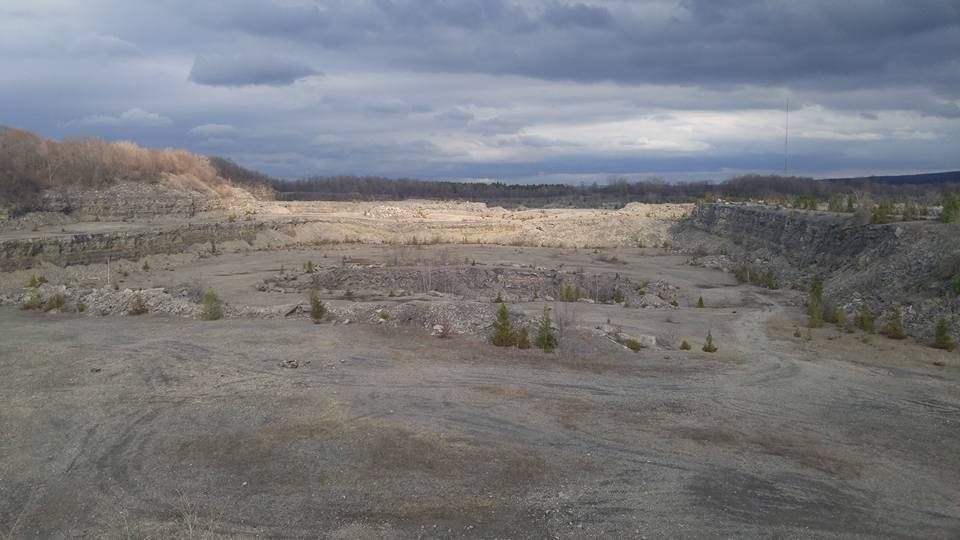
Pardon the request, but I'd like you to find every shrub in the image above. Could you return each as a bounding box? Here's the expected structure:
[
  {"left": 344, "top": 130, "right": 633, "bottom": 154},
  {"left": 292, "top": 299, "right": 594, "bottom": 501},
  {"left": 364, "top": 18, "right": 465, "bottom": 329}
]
[
  {"left": 200, "top": 289, "right": 223, "bottom": 320},
  {"left": 679, "top": 340, "right": 691, "bottom": 350},
  {"left": 128, "top": 293, "right": 148, "bottom": 316},
  {"left": 516, "top": 327, "right": 531, "bottom": 349},
  {"left": 870, "top": 199, "right": 895, "bottom": 224},
  {"left": 702, "top": 330, "right": 718, "bottom": 353},
  {"left": 953, "top": 273, "right": 960, "bottom": 296},
  {"left": 932, "top": 318, "right": 956, "bottom": 350},
  {"left": 76, "top": 300, "right": 87, "bottom": 313},
  {"left": 308, "top": 290, "right": 326, "bottom": 323},
  {"left": 26, "top": 274, "right": 47, "bottom": 288},
  {"left": 940, "top": 193, "right": 959, "bottom": 223},
  {"left": 20, "top": 293, "right": 42, "bottom": 310},
  {"left": 613, "top": 289, "right": 624, "bottom": 303},
  {"left": 733, "top": 266, "right": 778, "bottom": 289},
  {"left": 855, "top": 304, "right": 875, "bottom": 334},
  {"left": 494, "top": 291, "right": 503, "bottom": 303},
  {"left": 304, "top": 260, "right": 315, "bottom": 274},
  {"left": 827, "top": 194, "right": 845, "bottom": 212},
  {"left": 793, "top": 326, "right": 802, "bottom": 338},
  {"left": 491, "top": 303, "right": 517, "bottom": 346},
  {"left": 902, "top": 201, "right": 918, "bottom": 221},
  {"left": 560, "top": 282, "right": 580, "bottom": 302},
  {"left": 620, "top": 338, "right": 642, "bottom": 352},
  {"left": 697, "top": 296, "right": 704, "bottom": 308},
  {"left": 534, "top": 307, "right": 557, "bottom": 352},
  {"left": 835, "top": 308, "right": 854, "bottom": 333},
  {"left": 879, "top": 308, "right": 907, "bottom": 340},
  {"left": 43, "top": 293, "right": 66, "bottom": 312},
  {"left": 142, "top": 260, "right": 150, "bottom": 272},
  {"left": 436, "top": 323, "right": 452, "bottom": 339}
]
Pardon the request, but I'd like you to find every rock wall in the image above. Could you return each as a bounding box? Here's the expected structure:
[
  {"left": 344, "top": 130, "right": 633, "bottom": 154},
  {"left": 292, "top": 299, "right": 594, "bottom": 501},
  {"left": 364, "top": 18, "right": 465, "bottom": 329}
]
[
  {"left": 0, "top": 221, "right": 294, "bottom": 271},
  {"left": 675, "top": 203, "right": 960, "bottom": 340},
  {"left": 40, "top": 183, "right": 222, "bottom": 218}
]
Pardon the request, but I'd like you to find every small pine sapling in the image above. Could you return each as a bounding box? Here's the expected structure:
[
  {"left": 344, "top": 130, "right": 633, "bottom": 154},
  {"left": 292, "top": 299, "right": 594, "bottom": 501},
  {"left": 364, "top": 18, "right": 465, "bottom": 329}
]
[
  {"left": 309, "top": 290, "right": 326, "bottom": 323},
  {"left": 534, "top": 307, "right": 557, "bottom": 352},
  {"left": 516, "top": 327, "right": 531, "bottom": 349},
  {"left": 702, "top": 330, "right": 718, "bottom": 353},
  {"left": 932, "top": 318, "right": 956, "bottom": 350},
  {"left": 491, "top": 303, "right": 517, "bottom": 347}
]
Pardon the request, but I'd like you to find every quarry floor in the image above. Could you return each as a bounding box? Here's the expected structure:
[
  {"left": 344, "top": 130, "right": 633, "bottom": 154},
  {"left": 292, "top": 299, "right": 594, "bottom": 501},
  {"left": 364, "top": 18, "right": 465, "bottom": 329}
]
[{"left": 1, "top": 245, "right": 959, "bottom": 538}]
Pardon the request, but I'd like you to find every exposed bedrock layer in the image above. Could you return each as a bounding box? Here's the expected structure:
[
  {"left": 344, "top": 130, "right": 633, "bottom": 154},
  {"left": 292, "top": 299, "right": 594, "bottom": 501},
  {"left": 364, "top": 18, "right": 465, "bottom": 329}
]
[
  {"left": 0, "top": 221, "right": 295, "bottom": 271},
  {"left": 676, "top": 203, "right": 960, "bottom": 340}
]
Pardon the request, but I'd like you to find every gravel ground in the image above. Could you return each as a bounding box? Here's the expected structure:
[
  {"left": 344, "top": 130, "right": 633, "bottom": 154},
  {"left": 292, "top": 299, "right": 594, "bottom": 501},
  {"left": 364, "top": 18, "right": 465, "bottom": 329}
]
[{"left": 1, "top": 281, "right": 958, "bottom": 537}]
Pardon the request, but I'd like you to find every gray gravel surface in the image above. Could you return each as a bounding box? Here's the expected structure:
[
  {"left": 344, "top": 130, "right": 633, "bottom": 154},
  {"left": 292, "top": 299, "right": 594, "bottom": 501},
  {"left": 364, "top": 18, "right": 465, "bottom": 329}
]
[{"left": 1, "top": 299, "right": 958, "bottom": 538}]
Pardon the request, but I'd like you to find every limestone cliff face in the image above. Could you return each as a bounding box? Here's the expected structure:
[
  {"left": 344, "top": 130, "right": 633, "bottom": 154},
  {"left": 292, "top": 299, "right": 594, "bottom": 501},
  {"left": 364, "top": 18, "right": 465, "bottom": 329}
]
[
  {"left": 40, "top": 183, "right": 224, "bottom": 218},
  {"left": 38, "top": 181, "right": 265, "bottom": 218},
  {"left": 676, "top": 203, "right": 960, "bottom": 340},
  {"left": 681, "top": 203, "right": 899, "bottom": 273},
  {"left": 0, "top": 222, "right": 281, "bottom": 271}
]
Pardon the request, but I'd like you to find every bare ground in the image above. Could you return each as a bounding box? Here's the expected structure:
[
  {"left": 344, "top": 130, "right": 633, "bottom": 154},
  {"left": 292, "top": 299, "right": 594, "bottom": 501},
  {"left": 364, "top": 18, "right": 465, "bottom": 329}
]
[{"left": 1, "top": 243, "right": 959, "bottom": 538}]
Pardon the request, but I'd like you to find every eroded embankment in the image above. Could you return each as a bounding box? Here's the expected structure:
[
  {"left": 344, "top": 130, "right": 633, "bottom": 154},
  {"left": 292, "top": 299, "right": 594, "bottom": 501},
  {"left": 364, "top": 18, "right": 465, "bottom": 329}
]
[{"left": 675, "top": 203, "right": 960, "bottom": 340}]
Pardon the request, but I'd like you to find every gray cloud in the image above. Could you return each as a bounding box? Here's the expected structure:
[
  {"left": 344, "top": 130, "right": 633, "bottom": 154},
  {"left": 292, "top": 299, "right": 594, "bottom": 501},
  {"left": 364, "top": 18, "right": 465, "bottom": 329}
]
[
  {"left": 543, "top": 2, "right": 612, "bottom": 28},
  {"left": 192, "top": 0, "right": 959, "bottom": 94},
  {"left": 0, "top": 0, "right": 956, "bottom": 182},
  {"left": 64, "top": 108, "right": 173, "bottom": 128},
  {"left": 189, "top": 54, "right": 320, "bottom": 86}
]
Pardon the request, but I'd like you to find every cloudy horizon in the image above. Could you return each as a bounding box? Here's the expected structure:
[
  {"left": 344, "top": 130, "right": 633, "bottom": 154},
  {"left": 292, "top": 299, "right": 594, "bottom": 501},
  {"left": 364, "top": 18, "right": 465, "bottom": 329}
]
[{"left": 1, "top": 0, "right": 958, "bottom": 183}]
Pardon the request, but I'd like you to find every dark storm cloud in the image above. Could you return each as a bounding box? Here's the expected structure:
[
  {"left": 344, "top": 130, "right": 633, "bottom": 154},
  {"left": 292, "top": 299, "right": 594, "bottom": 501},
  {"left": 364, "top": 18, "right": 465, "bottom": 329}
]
[
  {"left": 1, "top": 0, "right": 957, "bottom": 182},
  {"left": 542, "top": 2, "right": 612, "bottom": 28},
  {"left": 196, "top": 0, "right": 959, "bottom": 95},
  {"left": 188, "top": 54, "right": 320, "bottom": 87}
]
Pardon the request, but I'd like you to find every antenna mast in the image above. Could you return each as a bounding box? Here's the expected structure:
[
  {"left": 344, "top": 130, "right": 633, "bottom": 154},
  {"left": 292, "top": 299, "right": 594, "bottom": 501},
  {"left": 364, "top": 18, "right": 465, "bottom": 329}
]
[{"left": 784, "top": 98, "right": 789, "bottom": 176}]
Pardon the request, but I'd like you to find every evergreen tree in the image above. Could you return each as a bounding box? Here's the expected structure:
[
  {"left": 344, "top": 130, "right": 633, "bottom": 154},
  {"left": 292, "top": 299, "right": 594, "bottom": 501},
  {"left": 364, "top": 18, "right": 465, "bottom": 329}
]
[
  {"left": 697, "top": 296, "right": 704, "bottom": 308},
  {"left": 201, "top": 289, "right": 223, "bottom": 321},
  {"left": 516, "top": 327, "right": 531, "bottom": 349},
  {"left": 856, "top": 304, "right": 875, "bottom": 334},
  {"left": 309, "top": 290, "right": 326, "bottom": 323},
  {"left": 941, "top": 193, "right": 959, "bottom": 223},
  {"left": 534, "top": 307, "right": 557, "bottom": 352},
  {"left": 880, "top": 308, "right": 907, "bottom": 339},
  {"left": 491, "top": 303, "right": 517, "bottom": 346},
  {"left": 932, "top": 318, "right": 956, "bottom": 350},
  {"left": 702, "top": 330, "right": 718, "bottom": 353}
]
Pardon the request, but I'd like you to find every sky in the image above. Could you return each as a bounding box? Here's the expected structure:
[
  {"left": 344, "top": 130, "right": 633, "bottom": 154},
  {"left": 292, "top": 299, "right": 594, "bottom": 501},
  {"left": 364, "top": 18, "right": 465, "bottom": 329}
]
[{"left": 1, "top": 0, "right": 958, "bottom": 183}]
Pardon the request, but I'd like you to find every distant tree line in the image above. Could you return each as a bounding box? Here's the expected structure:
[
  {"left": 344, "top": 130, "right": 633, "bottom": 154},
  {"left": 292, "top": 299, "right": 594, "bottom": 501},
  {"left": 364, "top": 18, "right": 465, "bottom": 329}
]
[
  {"left": 2, "top": 126, "right": 958, "bottom": 213},
  {"left": 272, "top": 173, "right": 960, "bottom": 209},
  {"left": 272, "top": 175, "right": 712, "bottom": 205}
]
